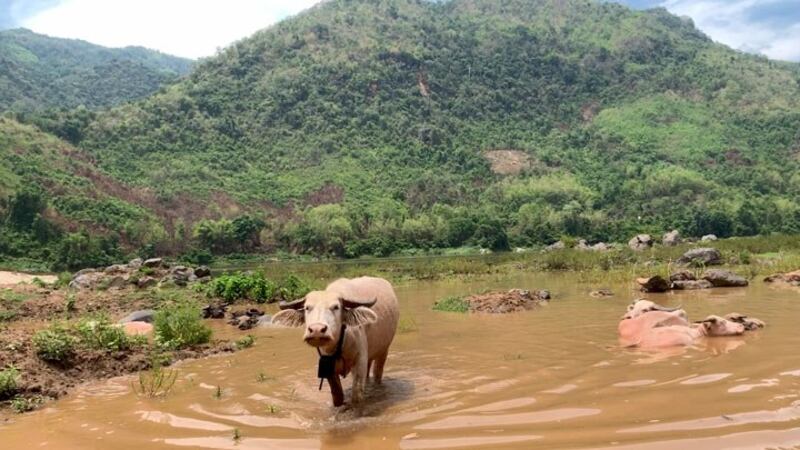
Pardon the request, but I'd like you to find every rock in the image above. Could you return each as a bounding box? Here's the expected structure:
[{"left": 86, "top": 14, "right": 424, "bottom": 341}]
[
  {"left": 69, "top": 272, "right": 102, "bottom": 290},
  {"left": 136, "top": 276, "right": 158, "bottom": 289},
  {"left": 128, "top": 258, "right": 143, "bottom": 270},
  {"left": 121, "top": 322, "right": 153, "bottom": 336},
  {"left": 107, "top": 276, "right": 128, "bottom": 289},
  {"left": 636, "top": 275, "right": 670, "bottom": 293},
  {"left": 169, "top": 265, "right": 194, "bottom": 283},
  {"left": 194, "top": 266, "right": 211, "bottom": 278},
  {"left": 671, "top": 280, "right": 713, "bottom": 290},
  {"left": 590, "top": 289, "right": 614, "bottom": 298},
  {"left": 701, "top": 234, "right": 718, "bottom": 242},
  {"left": 119, "top": 310, "right": 156, "bottom": 323},
  {"left": 202, "top": 305, "right": 227, "bottom": 319},
  {"left": 536, "top": 289, "right": 551, "bottom": 300},
  {"left": 73, "top": 268, "right": 96, "bottom": 277},
  {"left": 669, "top": 270, "right": 696, "bottom": 282},
  {"left": 591, "top": 242, "right": 609, "bottom": 251},
  {"left": 676, "top": 248, "right": 723, "bottom": 266},
  {"left": 576, "top": 239, "right": 591, "bottom": 250},
  {"left": 104, "top": 264, "right": 129, "bottom": 275},
  {"left": 228, "top": 308, "right": 265, "bottom": 330},
  {"left": 545, "top": 241, "right": 565, "bottom": 251},
  {"left": 662, "top": 230, "right": 681, "bottom": 246},
  {"left": 143, "top": 258, "right": 163, "bottom": 268},
  {"left": 702, "top": 269, "right": 748, "bottom": 287},
  {"left": 628, "top": 234, "right": 653, "bottom": 251}
]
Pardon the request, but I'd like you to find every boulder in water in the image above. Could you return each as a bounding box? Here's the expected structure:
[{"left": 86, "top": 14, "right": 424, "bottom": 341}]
[{"left": 702, "top": 269, "right": 748, "bottom": 287}]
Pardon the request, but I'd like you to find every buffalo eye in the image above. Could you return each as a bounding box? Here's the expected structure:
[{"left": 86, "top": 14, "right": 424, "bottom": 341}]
[
  {"left": 331, "top": 304, "right": 340, "bottom": 311},
  {"left": 305, "top": 305, "right": 313, "bottom": 312}
]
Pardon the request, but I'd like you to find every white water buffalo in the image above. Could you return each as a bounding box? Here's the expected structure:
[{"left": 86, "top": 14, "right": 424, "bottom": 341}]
[
  {"left": 271, "top": 276, "right": 400, "bottom": 406},
  {"left": 619, "top": 300, "right": 748, "bottom": 349}
]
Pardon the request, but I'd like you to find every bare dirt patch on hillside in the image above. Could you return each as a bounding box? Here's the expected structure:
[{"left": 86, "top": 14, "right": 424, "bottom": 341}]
[{"left": 483, "top": 149, "right": 532, "bottom": 175}]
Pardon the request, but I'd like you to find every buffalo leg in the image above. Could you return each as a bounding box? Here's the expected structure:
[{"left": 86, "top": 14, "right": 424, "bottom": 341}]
[
  {"left": 372, "top": 350, "right": 388, "bottom": 384},
  {"left": 327, "top": 375, "right": 344, "bottom": 407}
]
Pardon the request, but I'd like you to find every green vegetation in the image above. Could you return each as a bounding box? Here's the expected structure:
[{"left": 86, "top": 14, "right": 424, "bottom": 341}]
[
  {"left": 0, "top": 366, "right": 19, "bottom": 399},
  {"left": 32, "top": 325, "right": 77, "bottom": 362},
  {"left": 9, "top": 395, "right": 42, "bottom": 413},
  {"left": 204, "top": 272, "right": 310, "bottom": 303},
  {"left": 153, "top": 303, "right": 212, "bottom": 349},
  {"left": 75, "top": 315, "right": 145, "bottom": 351},
  {"left": 236, "top": 334, "right": 256, "bottom": 349},
  {"left": 0, "top": 28, "right": 192, "bottom": 112},
  {"left": 433, "top": 295, "right": 469, "bottom": 313},
  {"left": 1, "top": 0, "right": 800, "bottom": 268},
  {"left": 133, "top": 365, "right": 178, "bottom": 398}
]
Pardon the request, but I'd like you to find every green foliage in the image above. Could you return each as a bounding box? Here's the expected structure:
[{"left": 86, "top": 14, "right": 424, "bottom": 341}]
[
  {"left": 33, "top": 325, "right": 77, "bottom": 362},
  {"left": 236, "top": 334, "right": 255, "bottom": 349},
  {"left": 0, "top": 366, "right": 19, "bottom": 399},
  {"left": 153, "top": 303, "right": 212, "bottom": 349},
  {"left": 0, "top": 28, "right": 192, "bottom": 112},
  {"left": 133, "top": 364, "right": 178, "bottom": 398},
  {"left": 3, "top": 1, "right": 800, "bottom": 266},
  {"left": 206, "top": 272, "right": 310, "bottom": 303},
  {"left": 10, "top": 395, "right": 42, "bottom": 413},
  {"left": 75, "top": 315, "right": 142, "bottom": 352},
  {"left": 432, "top": 295, "right": 469, "bottom": 313}
]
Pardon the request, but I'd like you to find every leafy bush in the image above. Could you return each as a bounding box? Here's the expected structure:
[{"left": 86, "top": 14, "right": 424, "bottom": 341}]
[
  {"left": 432, "top": 296, "right": 469, "bottom": 313},
  {"left": 33, "top": 325, "right": 76, "bottom": 362},
  {"left": 236, "top": 334, "right": 255, "bottom": 349},
  {"left": 75, "top": 315, "right": 141, "bottom": 351},
  {"left": 154, "top": 303, "right": 212, "bottom": 349},
  {"left": 277, "top": 274, "right": 310, "bottom": 301},
  {"left": 206, "top": 272, "right": 310, "bottom": 303},
  {"left": 0, "top": 366, "right": 19, "bottom": 399}
]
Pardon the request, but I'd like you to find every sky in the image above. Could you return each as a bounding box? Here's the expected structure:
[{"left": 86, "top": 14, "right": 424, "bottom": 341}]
[{"left": 1, "top": 0, "right": 799, "bottom": 61}]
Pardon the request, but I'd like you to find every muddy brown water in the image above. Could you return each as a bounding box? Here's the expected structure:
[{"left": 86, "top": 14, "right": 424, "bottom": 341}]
[{"left": 3, "top": 271, "right": 800, "bottom": 449}]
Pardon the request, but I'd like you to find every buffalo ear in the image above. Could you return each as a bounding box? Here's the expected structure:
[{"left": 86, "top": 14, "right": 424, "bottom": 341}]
[
  {"left": 343, "top": 306, "right": 378, "bottom": 327},
  {"left": 271, "top": 309, "right": 305, "bottom": 328}
]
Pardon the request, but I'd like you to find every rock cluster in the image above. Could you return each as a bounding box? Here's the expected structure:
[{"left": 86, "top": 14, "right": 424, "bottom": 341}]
[
  {"left": 202, "top": 304, "right": 272, "bottom": 330},
  {"left": 764, "top": 270, "right": 800, "bottom": 286},
  {"left": 637, "top": 269, "right": 748, "bottom": 292},
  {"left": 69, "top": 258, "right": 212, "bottom": 290}
]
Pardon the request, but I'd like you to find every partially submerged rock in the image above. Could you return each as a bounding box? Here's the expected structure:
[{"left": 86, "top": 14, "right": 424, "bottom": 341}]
[
  {"left": 702, "top": 269, "right": 748, "bottom": 287},
  {"left": 202, "top": 304, "right": 227, "bottom": 319},
  {"left": 676, "top": 247, "right": 723, "bottom": 266},
  {"left": 590, "top": 289, "right": 614, "bottom": 298},
  {"left": 466, "top": 289, "right": 550, "bottom": 314},
  {"left": 636, "top": 275, "right": 670, "bottom": 293},
  {"left": 628, "top": 234, "right": 653, "bottom": 251},
  {"left": 228, "top": 308, "right": 266, "bottom": 330},
  {"left": 119, "top": 310, "right": 156, "bottom": 323},
  {"left": 671, "top": 279, "right": 713, "bottom": 290},
  {"left": 669, "top": 270, "right": 696, "bottom": 282}
]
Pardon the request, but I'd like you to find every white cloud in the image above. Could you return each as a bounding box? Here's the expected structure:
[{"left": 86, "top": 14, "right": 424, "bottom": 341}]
[
  {"left": 22, "top": 0, "right": 321, "bottom": 59},
  {"left": 660, "top": 0, "right": 800, "bottom": 61}
]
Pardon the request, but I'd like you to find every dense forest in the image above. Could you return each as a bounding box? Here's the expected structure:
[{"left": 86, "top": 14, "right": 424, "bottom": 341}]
[
  {"left": 0, "top": 28, "right": 192, "bottom": 112},
  {"left": 2, "top": 0, "right": 800, "bottom": 270}
]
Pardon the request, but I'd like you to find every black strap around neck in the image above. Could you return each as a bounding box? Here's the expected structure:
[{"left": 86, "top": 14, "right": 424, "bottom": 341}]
[{"left": 317, "top": 324, "right": 347, "bottom": 390}]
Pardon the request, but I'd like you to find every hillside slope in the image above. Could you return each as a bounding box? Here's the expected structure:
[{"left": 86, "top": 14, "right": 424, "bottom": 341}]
[
  {"left": 0, "top": 28, "right": 193, "bottom": 111},
  {"left": 4, "top": 0, "right": 800, "bottom": 266}
]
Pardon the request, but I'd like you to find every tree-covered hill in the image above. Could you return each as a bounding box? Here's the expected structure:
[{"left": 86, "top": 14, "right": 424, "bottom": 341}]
[
  {"left": 4, "top": 0, "right": 800, "bottom": 268},
  {"left": 0, "top": 28, "right": 193, "bottom": 112}
]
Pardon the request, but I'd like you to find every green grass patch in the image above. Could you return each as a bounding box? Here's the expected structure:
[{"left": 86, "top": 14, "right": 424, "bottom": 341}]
[
  {"left": 32, "top": 324, "right": 77, "bottom": 362},
  {"left": 432, "top": 296, "right": 469, "bottom": 313},
  {"left": 0, "top": 366, "right": 19, "bottom": 399}
]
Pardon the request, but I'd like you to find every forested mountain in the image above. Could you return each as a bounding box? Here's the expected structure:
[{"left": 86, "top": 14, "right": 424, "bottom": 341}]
[
  {"left": 0, "top": 28, "right": 192, "bottom": 111},
  {"left": 3, "top": 0, "right": 800, "bottom": 268}
]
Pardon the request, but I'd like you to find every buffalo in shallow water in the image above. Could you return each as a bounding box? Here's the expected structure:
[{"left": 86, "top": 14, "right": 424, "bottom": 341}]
[{"left": 272, "top": 276, "right": 400, "bottom": 406}]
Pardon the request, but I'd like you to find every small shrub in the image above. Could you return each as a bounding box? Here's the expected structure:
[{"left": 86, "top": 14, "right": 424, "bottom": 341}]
[
  {"left": 75, "top": 315, "right": 139, "bottom": 351},
  {"left": 0, "top": 366, "right": 20, "bottom": 399},
  {"left": 236, "top": 334, "right": 255, "bottom": 349},
  {"left": 33, "top": 325, "right": 76, "bottom": 362},
  {"left": 133, "top": 365, "right": 178, "bottom": 398},
  {"left": 54, "top": 272, "right": 72, "bottom": 289},
  {"left": 0, "top": 310, "right": 18, "bottom": 322},
  {"left": 31, "top": 277, "right": 47, "bottom": 288},
  {"left": 10, "top": 395, "right": 43, "bottom": 413},
  {"left": 64, "top": 293, "right": 76, "bottom": 313},
  {"left": 432, "top": 296, "right": 469, "bottom": 313},
  {"left": 154, "top": 303, "right": 212, "bottom": 349}
]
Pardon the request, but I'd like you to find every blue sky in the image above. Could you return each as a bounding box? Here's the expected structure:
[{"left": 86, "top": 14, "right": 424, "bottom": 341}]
[{"left": 1, "top": 0, "right": 799, "bottom": 61}]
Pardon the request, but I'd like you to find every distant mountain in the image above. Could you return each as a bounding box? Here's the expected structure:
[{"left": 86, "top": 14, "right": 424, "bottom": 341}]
[
  {"left": 3, "top": 0, "right": 800, "bottom": 268},
  {"left": 0, "top": 28, "right": 193, "bottom": 111}
]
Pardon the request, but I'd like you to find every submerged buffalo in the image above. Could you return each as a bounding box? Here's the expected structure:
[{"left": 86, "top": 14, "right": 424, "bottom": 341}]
[
  {"left": 618, "top": 300, "right": 758, "bottom": 349},
  {"left": 272, "top": 277, "right": 400, "bottom": 406}
]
